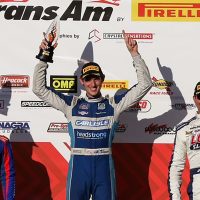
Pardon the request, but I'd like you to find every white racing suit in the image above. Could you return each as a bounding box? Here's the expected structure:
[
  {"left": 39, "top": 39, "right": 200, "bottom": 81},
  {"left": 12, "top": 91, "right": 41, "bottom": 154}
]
[
  {"left": 169, "top": 113, "right": 200, "bottom": 200},
  {"left": 32, "top": 55, "right": 152, "bottom": 200}
]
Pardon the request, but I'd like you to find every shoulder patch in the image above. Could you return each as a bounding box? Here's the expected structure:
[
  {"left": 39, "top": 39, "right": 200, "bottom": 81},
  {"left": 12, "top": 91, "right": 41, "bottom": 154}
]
[
  {"left": 72, "top": 96, "right": 79, "bottom": 106},
  {"left": 176, "top": 116, "right": 196, "bottom": 132}
]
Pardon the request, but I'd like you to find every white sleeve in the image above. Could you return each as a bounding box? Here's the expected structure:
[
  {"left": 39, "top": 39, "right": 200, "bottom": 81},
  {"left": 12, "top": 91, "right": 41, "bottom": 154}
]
[
  {"left": 168, "top": 130, "right": 187, "bottom": 200},
  {"left": 32, "top": 61, "right": 70, "bottom": 114},
  {"left": 113, "top": 55, "right": 152, "bottom": 118}
]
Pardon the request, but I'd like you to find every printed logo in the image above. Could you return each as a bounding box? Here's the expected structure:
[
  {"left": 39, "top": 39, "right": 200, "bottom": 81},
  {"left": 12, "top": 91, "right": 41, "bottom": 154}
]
[
  {"left": 150, "top": 76, "right": 173, "bottom": 95},
  {"left": 50, "top": 76, "right": 77, "bottom": 93},
  {"left": 0, "top": 121, "right": 30, "bottom": 133},
  {"left": 0, "top": 0, "right": 115, "bottom": 21},
  {"left": 103, "top": 32, "right": 153, "bottom": 40},
  {"left": 172, "top": 103, "right": 196, "bottom": 110},
  {"left": 21, "top": 101, "right": 50, "bottom": 107},
  {"left": 78, "top": 111, "right": 88, "bottom": 116},
  {"left": 47, "top": 123, "right": 68, "bottom": 133},
  {"left": 125, "top": 100, "right": 151, "bottom": 113},
  {"left": 0, "top": 75, "right": 29, "bottom": 88},
  {"left": 90, "top": 0, "right": 120, "bottom": 6},
  {"left": 132, "top": 0, "right": 200, "bottom": 22},
  {"left": 116, "top": 123, "right": 127, "bottom": 132},
  {"left": 75, "top": 119, "right": 109, "bottom": 127},
  {"left": 145, "top": 123, "right": 176, "bottom": 135},
  {"left": 89, "top": 29, "right": 101, "bottom": 43},
  {"left": 79, "top": 103, "right": 90, "bottom": 110},
  {"left": 60, "top": 33, "right": 80, "bottom": 39},
  {"left": 76, "top": 130, "right": 107, "bottom": 139},
  {"left": 190, "top": 133, "right": 200, "bottom": 150},
  {"left": 83, "top": 65, "right": 99, "bottom": 73},
  {"left": 98, "top": 103, "right": 106, "bottom": 110},
  {"left": 102, "top": 80, "right": 128, "bottom": 89}
]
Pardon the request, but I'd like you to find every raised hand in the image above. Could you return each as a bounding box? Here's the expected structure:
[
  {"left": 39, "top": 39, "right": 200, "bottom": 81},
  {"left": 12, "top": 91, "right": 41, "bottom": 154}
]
[{"left": 123, "top": 30, "right": 139, "bottom": 57}]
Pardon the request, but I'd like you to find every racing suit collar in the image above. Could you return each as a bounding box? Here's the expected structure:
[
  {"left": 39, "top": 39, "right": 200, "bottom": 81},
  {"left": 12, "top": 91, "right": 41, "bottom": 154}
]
[{"left": 85, "top": 95, "right": 103, "bottom": 102}]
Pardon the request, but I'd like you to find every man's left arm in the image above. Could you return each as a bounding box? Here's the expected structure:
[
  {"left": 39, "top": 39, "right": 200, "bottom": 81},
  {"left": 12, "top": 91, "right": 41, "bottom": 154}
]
[
  {"left": 113, "top": 30, "right": 152, "bottom": 113},
  {"left": 0, "top": 138, "right": 15, "bottom": 200}
]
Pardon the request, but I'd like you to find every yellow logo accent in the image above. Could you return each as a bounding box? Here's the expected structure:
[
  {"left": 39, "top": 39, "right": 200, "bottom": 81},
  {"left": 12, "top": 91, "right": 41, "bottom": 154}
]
[
  {"left": 132, "top": 0, "right": 200, "bottom": 21},
  {"left": 102, "top": 80, "right": 129, "bottom": 90},
  {"left": 153, "top": 79, "right": 173, "bottom": 90},
  {"left": 83, "top": 66, "right": 99, "bottom": 73},
  {"left": 186, "top": 131, "right": 193, "bottom": 135},
  {"left": 52, "top": 77, "right": 76, "bottom": 91}
]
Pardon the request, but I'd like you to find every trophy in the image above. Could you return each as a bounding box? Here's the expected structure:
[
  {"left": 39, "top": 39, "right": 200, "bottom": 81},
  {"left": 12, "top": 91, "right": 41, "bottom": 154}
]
[{"left": 36, "top": 16, "right": 60, "bottom": 63}]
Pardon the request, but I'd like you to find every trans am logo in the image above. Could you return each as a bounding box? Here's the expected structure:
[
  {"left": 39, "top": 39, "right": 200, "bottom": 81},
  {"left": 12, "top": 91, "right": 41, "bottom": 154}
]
[{"left": 0, "top": 0, "right": 117, "bottom": 21}]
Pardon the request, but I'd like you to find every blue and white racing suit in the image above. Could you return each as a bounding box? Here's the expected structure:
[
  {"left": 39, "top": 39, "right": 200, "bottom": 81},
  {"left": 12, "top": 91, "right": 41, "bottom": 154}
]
[
  {"left": 169, "top": 113, "right": 200, "bottom": 200},
  {"left": 33, "top": 55, "right": 152, "bottom": 200}
]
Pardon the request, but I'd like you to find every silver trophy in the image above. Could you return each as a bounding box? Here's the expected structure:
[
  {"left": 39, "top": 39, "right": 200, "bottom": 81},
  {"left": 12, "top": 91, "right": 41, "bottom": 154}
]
[{"left": 36, "top": 16, "right": 60, "bottom": 63}]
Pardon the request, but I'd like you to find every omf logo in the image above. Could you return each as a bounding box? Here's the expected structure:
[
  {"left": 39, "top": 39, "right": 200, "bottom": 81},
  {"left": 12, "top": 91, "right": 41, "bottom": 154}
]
[{"left": 50, "top": 76, "right": 77, "bottom": 93}]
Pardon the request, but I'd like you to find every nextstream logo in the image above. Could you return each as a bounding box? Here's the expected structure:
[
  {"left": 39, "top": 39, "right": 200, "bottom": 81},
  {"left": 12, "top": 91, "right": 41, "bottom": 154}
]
[
  {"left": 0, "top": 0, "right": 115, "bottom": 21},
  {"left": 132, "top": 0, "right": 200, "bottom": 21}
]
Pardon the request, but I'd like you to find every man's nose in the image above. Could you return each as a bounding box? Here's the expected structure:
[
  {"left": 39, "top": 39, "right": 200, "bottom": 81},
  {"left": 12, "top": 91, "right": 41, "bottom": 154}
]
[{"left": 90, "top": 79, "right": 96, "bottom": 86}]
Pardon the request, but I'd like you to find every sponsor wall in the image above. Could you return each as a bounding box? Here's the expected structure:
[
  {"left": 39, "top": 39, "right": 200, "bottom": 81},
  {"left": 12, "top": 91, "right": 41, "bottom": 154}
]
[{"left": 1, "top": 0, "right": 199, "bottom": 199}]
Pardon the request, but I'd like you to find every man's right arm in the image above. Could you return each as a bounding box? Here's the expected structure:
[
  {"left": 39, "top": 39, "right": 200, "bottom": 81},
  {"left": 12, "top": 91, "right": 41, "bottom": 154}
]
[
  {"left": 168, "top": 129, "right": 187, "bottom": 200},
  {"left": 32, "top": 61, "right": 72, "bottom": 114}
]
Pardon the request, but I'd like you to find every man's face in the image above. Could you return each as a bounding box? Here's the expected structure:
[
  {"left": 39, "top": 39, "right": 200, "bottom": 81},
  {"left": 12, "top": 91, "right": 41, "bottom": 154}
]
[
  {"left": 80, "top": 75, "right": 104, "bottom": 98},
  {"left": 193, "top": 95, "right": 200, "bottom": 113}
]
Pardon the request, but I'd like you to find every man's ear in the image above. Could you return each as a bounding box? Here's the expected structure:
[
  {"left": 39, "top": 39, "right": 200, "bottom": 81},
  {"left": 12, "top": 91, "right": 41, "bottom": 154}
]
[{"left": 79, "top": 77, "right": 84, "bottom": 85}]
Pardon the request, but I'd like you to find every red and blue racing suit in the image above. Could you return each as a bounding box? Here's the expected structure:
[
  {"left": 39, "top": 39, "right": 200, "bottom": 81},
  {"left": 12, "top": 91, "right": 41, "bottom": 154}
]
[{"left": 0, "top": 135, "right": 15, "bottom": 200}]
